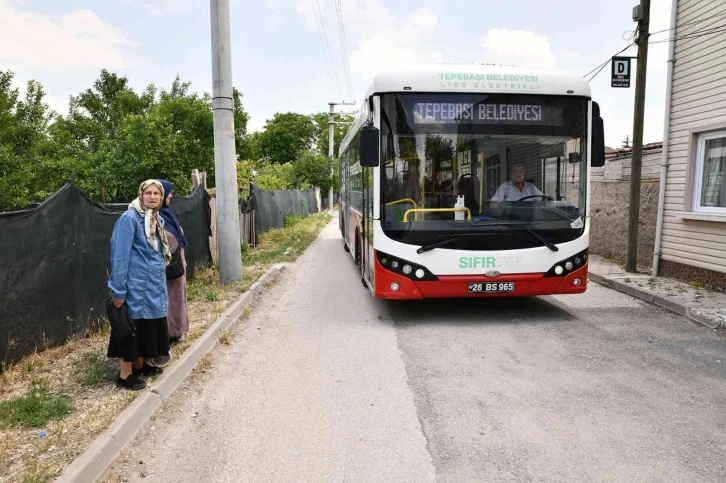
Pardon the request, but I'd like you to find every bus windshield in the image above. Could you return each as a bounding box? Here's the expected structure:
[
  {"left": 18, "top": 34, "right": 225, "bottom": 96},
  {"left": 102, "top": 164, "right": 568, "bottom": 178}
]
[{"left": 379, "top": 93, "right": 589, "bottom": 251}]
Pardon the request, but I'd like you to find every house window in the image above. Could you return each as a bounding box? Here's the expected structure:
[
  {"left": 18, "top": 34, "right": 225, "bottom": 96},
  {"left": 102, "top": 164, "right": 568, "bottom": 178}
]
[{"left": 693, "top": 131, "right": 726, "bottom": 212}]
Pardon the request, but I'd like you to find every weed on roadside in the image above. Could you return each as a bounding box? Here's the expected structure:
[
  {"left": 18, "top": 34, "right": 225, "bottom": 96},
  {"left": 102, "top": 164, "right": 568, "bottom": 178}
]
[
  {"left": 246, "top": 213, "right": 332, "bottom": 266},
  {"left": 218, "top": 329, "right": 232, "bottom": 345},
  {"left": 196, "top": 353, "right": 212, "bottom": 374},
  {"left": 72, "top": 352, "right": 117, "bottom": 387},
  {"left": 0, "top": 381, "right": 73, "bottom": 429}
]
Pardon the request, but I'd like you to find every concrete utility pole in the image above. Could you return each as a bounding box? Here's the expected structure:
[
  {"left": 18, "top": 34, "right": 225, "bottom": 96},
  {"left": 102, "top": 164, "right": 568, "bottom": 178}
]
[
  {"left": 210, "top": 0, "right": 242, "bottom": 283},
  {"left": 328, "top": 102, "right": 356, "bottom": 210},
  {"left": 625, "top": 0, "right": 651, "bottom": 273}
]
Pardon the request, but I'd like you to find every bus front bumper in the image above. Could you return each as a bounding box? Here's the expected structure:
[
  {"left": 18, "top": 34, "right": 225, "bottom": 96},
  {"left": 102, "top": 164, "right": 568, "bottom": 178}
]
[{"left": 373, "top": 259, "right": 588, "bottom": 299}]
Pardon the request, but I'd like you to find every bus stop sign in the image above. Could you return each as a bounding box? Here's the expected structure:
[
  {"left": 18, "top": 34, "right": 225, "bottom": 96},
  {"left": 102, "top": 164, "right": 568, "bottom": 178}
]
[{"left": 611, "top": 57, "right": 631, "bottom": 88}]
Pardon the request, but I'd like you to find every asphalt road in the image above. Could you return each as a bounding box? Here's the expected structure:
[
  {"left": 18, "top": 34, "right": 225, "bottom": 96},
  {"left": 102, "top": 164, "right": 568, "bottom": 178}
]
[{"left": 104, "top": 218, "right": 726, "bottom": 483}]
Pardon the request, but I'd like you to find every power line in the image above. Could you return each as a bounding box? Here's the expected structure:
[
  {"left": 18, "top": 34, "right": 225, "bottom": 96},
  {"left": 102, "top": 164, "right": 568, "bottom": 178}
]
[
  {"left": 585, "top": 21, "right": 726, "bottom": 83},
  {"left": 649, "top": 23, "right": 726, "bottom": 44},
  {"left": 334, "top": 0, "right": 354, "bottom": 101},
  {"left": 309, "top": 0, "right": 344, "bottom": 101},
  {"left": 583, "top": 43, "right": 635, "bottom": 81},
  {"left": 648, "top": 9, "right": 726, "bottom": 37}
]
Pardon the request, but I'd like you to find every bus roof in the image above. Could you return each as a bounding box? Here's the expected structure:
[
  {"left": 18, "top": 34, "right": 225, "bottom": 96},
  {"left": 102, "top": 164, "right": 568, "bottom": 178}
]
[{"left": 363, "top": 64, "right": 591, "bottom": 98}]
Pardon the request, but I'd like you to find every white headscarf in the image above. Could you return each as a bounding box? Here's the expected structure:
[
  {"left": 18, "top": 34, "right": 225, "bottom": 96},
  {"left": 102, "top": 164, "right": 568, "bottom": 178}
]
[{"left": 128, "top": 179, "right": 172, "bottom": 266}]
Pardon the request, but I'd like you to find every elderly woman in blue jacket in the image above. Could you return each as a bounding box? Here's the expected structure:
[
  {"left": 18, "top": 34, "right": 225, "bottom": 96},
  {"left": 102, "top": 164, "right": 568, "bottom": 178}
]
[{"left": 107, "top": 180, "right": 171, "bottom": 390}]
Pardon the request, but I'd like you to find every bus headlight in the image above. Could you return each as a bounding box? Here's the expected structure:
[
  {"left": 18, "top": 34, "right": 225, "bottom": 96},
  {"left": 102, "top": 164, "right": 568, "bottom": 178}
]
[
  {"left": 376, "top": 251, "right": 437, "bottom": 281},
  {"left": 544, "top": 249, "right": 589, "bottom": 277},
  {"left": 390, "top": 282, "right": 400, "bottom": 292},
  {"left": 573, "top": 278, "right": 582, "bottom": 286}
]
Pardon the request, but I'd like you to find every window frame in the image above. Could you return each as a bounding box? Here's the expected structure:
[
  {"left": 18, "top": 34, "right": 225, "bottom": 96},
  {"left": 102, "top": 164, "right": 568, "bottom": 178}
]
[{"left": 691, "top": 129, "right": 726, "bottom": 214}]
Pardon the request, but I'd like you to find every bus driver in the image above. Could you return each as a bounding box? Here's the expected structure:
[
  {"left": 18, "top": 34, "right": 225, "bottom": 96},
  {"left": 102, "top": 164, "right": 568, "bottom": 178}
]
[{"left": 491, "top": 164, "right": 542, "bottom": 203}]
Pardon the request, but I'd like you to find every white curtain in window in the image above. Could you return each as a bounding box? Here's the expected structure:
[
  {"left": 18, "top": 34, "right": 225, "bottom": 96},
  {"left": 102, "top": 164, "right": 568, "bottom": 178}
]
[{"left": 701, "top": 137, "right": 726, "bottom": 208}]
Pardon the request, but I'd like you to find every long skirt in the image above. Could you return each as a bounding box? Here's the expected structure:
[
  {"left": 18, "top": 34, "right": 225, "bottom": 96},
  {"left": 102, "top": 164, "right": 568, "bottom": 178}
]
[
  {"left": 166, "top": 251, "right": 189, "bottom": 338},
  {"left": 107, "top": 317, "right": 170, "bottom": 362}
]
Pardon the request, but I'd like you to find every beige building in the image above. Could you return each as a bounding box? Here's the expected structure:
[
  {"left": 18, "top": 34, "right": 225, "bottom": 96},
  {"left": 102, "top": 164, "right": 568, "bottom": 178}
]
[{"left": 653, "top": 0, "right": 726, "bottom": 290}]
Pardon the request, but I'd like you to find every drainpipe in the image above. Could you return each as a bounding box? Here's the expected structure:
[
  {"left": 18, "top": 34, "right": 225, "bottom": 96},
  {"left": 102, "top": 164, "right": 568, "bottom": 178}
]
[{"left": 652, "top": 0, "right": 678, "bottom": 276}]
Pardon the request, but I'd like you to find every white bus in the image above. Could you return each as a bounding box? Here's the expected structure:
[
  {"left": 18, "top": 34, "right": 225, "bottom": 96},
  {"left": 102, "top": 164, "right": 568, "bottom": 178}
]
[{"left": 339, "top": 64, "right": 605, "bottom": 299}]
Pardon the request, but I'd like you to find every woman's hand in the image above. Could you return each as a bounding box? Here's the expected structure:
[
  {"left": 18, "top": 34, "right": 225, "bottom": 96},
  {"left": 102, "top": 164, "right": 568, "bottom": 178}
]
[{"left": 112, "top": 299, "right": 124, "bottom": 308}]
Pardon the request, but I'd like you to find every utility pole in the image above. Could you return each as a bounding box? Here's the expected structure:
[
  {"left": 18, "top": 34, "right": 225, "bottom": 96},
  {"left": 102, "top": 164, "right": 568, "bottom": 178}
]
[
  {"left": 625, "top": 0, "right": 650, "bottom": 273},
  {"left": 210, "top": 0, "right": 242, "bottom": 283},
  {"left": 328, "top": 101, "right": 356, "bottom": 210}
]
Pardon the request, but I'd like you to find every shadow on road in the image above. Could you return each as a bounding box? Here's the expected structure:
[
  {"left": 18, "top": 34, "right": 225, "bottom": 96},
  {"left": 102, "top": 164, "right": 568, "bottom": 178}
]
[{"left": 377, "top": 295, "right": 573, "bottom": 327}]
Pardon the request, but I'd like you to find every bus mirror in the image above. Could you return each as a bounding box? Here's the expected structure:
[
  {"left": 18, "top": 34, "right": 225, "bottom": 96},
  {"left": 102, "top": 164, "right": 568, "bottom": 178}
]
[
  {"left": 360, "top": 125, "right": 380, "bottom": 167},
  {"left": 591, "top": 101, "right": 605, "bottom": 167}
]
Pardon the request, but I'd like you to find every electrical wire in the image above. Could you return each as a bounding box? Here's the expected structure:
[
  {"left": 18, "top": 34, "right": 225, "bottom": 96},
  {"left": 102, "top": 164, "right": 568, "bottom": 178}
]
[
  {"left": 648, "top": 9, "right": 726, "bottom": 37},
  {"left": 334, "top": 0, "right": 355, "bottom": 102},
  {"left": 586, "top": 11, "right": 726, "bottom": 83},
  {"left": 310, "top": 0, "right": 344, "bottom": 101},
  {"left": 583, "top": 43, "right": 635, "bottom": 81},
  {"left": 587, "top": 22, "right": 726, "bottom": 82},
  {"left": 649, "top": 23, "right": 726, "bottom": 44}
]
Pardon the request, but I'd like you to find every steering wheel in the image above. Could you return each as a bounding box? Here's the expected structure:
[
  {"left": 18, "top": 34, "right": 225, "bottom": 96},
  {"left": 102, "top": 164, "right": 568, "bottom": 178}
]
[{"left": 516, "top": 195, "right": 553, "bottom": 202}]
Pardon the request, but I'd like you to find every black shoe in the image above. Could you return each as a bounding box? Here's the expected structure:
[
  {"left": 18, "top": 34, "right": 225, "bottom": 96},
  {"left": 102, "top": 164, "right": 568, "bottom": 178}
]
[
  {"left": 132, "top": 364, "right": 164, "bottom": 377},
  {"left": 169, "top": 336, "right": 181, "bottom": 345},
  {"left": 116, "top": 374, "right": 146, "bottom": 390}
]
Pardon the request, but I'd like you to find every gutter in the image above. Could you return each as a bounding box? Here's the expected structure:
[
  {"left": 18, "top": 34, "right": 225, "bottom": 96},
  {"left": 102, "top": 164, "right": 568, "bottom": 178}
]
[{"left": 652, "top": 0, "right": 678, "bottom": 276}]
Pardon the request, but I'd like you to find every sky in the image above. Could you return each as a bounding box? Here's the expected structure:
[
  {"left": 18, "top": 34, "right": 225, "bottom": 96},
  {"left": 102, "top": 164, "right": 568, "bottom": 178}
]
[{"left": 1, "top": 0, "right": 673, "bottom": 147}]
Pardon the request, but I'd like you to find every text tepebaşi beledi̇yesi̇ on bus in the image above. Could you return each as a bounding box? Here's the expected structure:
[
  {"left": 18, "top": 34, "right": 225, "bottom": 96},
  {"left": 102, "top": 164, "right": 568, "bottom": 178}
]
[{"left": 338, "top": 64, "right": 605, "bottom": 299}]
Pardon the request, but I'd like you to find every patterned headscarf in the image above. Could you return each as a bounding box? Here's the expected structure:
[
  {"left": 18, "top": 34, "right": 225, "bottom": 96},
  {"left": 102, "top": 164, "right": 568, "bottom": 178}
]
[{"left": 128, "top": 179, "right": 172, "bottom": 266}]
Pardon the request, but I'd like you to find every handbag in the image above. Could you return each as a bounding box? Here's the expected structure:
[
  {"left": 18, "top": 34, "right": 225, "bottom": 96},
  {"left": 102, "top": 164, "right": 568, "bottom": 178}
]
[
  {"left": 166, "top": 246, "right": 185, "bottom": 280},
  {"left": 104, "top": 298, "right": 136, "bottom": 342}
]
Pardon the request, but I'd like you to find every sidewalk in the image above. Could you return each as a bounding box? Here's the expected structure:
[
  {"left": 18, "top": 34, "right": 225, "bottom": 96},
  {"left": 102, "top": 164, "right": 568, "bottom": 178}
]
[{"left": 588, "top": 255, "right": 726, "bottom": 329}]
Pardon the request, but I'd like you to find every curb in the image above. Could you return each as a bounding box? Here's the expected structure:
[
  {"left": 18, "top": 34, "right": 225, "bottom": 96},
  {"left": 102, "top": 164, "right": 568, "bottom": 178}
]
[
  {"left": 588, "top": 272, "right": 725, "bottom": 330},
  {"left": 56, "top": 264, "right": 286, "bottom": 483}
]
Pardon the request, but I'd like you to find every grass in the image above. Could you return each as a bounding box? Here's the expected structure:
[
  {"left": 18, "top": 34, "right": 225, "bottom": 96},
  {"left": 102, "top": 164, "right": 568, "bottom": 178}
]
[
  {"left": 72, "top": 352, "right": 117, "bottom": 387},
  {"left": 0, "top": 382, "right": 72, "bottom": 429},
  {"left": 0, "top": 211, "right": 333, "bottom": 482},
  {"left": 218, "top": 329, "right": 232, "bottom": 345},
  {"left": 245, "top": 213, "right": 332, "bottom": 267}
]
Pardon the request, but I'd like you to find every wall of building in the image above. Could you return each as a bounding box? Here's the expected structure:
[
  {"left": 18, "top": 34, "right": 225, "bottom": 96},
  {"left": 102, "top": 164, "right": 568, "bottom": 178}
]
[{"left": 659, "top": 0, "right": 726, "bottom": 275}]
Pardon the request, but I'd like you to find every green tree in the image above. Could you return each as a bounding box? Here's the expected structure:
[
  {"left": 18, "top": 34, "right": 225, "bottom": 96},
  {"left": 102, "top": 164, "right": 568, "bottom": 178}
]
[
  {"left": 425, "top": 134, "right": 455, "bottom": 163},
  {"left": 0, "top": 71, "right": 55, "bottom": 211},
  {"left": 310, "top": 112, "right": 354, "bottom": 158},
  {"left": 232, "top": 87, "right": 253, "bottom": 159},
  {"left": 1, "top": 69, "right": 252, "bottom": 208},
  {"left": 291, "top": 150, "right": 333, "bottom": 192},
  {"left": 257, "top": 112, "right": 316, "bottom": 164},
  {"left": 48, "top": 70, "right": 156, "bottom": 201}
]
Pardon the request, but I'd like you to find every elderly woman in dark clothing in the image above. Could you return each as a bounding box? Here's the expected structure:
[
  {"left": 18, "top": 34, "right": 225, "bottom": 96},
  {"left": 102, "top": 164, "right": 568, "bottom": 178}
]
[
  {"left": 107, "top": 180, "right": 171, "bottom": 390},
  {"left": 158, "top": 179, "right": 189, "bottom": 344}
]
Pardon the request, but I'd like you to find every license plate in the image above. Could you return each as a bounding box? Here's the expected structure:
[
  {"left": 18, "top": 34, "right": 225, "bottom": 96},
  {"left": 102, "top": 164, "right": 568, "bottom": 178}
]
[{"left": 468, "top": 282, "right": 515, "bottom": 293}]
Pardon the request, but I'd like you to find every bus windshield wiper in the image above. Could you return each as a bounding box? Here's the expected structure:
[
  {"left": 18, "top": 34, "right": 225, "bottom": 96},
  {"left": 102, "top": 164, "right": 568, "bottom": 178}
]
[{"left": 416, "top": 227, "right": 558, "bottom": 254}]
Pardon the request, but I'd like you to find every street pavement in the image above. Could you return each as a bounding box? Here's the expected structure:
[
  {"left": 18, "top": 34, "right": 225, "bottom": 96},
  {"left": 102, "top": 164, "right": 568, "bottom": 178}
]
[{"left": 103, "top": 218, "right": 726, "bottom": 483}]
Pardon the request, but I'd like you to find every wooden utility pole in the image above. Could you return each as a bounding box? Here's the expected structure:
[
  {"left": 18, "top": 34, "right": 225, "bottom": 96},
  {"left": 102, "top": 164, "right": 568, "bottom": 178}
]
[{"left": 625, "top": 0, "right": 651, "bottom": 273}]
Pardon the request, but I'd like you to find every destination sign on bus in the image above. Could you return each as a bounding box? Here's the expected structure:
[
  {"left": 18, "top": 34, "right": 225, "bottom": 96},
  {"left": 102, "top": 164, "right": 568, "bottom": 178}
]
[{"left": 414, "top": 102, "right": 564, "bottom": 126}]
